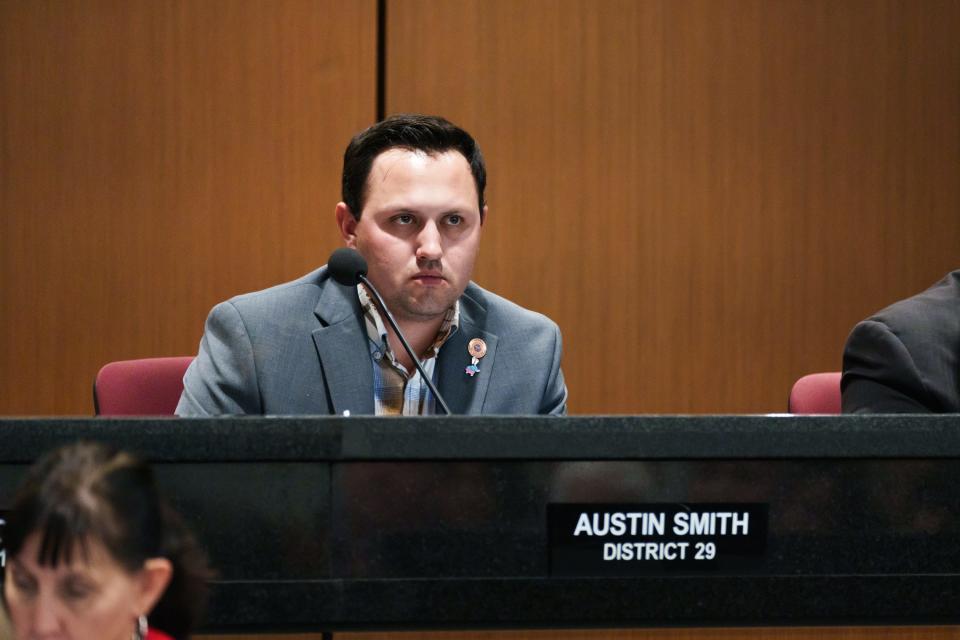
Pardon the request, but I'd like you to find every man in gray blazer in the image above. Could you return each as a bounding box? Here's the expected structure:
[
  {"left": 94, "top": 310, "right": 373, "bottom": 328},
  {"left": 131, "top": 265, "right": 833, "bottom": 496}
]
[
  {"left": 177, "top": 115, "right": 567, "bottom": 416},
  {"left": 842, "top": 269, "right": 960, "bottom": 413}
]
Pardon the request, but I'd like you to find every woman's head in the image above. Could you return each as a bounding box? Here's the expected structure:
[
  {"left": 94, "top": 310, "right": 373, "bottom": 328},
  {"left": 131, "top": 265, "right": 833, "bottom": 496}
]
[{"left": 3, "top": 442, "right": 208, "bottom": 640}]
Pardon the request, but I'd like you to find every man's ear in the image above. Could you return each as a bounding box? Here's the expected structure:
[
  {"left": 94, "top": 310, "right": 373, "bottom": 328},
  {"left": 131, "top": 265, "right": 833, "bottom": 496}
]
[
  {"left": 135, "top": 558, "right": 173, "bottom": 619},
  {"left": 480, "top": 204, "right": 489, "bottom": 226},
  {"left": 335, "top": 202, "right": 359, "bottom": 247}
]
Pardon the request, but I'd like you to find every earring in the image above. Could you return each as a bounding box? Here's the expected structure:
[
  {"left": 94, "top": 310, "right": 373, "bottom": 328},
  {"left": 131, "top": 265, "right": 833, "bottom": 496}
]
[{"left": 132, "top": 614, "right": 148, "bottom": 640}]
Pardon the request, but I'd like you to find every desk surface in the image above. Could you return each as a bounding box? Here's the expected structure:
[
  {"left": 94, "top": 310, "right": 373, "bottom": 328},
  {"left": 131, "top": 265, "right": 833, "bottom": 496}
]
[
  {"left": 2, "top": 414, "right": 960, "bottom": 460},
  {"left": 1, "top": 415, "right": 958, "bottom": 632}
]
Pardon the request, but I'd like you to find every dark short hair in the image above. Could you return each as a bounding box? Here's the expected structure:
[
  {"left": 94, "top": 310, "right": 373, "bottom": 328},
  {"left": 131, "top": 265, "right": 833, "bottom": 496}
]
[
  {"left": 3, "top": 442, "right": 210, "bottom": 640},
  {"left": 341, "top": 113, "right": 486, "bottom": 220}
]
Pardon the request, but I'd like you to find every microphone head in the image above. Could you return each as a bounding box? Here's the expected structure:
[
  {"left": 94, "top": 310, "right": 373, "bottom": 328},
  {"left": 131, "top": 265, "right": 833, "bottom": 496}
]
[{"left": 328, "top": 247, "right": 368, "bottom": 286}]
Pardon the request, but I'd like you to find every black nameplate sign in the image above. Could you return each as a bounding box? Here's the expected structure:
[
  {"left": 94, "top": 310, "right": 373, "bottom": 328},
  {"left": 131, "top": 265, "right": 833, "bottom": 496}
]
[{"left": 548, "top": 503, "right": 768, "bottom": 576}]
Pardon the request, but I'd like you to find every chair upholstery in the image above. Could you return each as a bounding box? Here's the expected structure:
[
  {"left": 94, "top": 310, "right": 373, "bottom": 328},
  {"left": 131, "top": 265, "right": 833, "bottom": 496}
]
[
  {"left": 788, "top": 372, "right": 842, "bottom": 414},
  {"left": 94, "top": 356, "right": 194, "bottom": 416}
]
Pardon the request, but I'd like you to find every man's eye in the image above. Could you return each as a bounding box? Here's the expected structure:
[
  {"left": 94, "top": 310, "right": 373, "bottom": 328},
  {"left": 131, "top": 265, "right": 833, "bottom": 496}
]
[
  {"left": 446, "top": 215, "right": 462, "bottom": 226},
  {"left": 394, "top": 214, "right": 414, "bottom": 225}
]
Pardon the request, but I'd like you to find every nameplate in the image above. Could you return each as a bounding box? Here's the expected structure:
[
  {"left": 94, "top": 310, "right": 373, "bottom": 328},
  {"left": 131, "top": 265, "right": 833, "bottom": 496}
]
[{"left": 548, "top": 503, "right": 768, "bottom": 576}]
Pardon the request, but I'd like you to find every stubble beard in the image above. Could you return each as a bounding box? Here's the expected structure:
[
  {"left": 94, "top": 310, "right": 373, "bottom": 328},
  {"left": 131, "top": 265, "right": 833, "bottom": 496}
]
[{"left": 390, "top": 285, "right": 458, "bottom": 323}]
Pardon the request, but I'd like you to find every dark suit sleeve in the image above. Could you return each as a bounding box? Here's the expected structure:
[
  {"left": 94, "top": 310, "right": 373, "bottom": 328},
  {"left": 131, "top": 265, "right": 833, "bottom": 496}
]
[
  {"left": 176, "top": 301, "right": 263, "bottom": 416},
  {"left": 540, "top": 322, "right": 568, "bottom": 416},
  {"left": 841, "top": 319, "right": 934, "bottom": 413}
]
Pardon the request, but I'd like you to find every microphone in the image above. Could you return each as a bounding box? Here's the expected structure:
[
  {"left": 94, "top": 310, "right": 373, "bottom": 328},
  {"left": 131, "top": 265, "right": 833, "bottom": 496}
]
[
  {"left": 328, "top": 247, "right": 368, "bottom": 285},
  {"left": 328, "top": 248, "right": 452, "bottom": 415}
]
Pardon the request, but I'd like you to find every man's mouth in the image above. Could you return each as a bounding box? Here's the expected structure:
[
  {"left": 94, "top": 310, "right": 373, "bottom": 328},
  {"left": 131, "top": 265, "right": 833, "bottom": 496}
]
[{"left": 412, "top": 272, "right": 445, "bottom": 285}]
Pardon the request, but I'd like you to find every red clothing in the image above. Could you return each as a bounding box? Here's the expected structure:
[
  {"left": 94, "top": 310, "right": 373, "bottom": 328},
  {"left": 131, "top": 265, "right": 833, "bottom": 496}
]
[{"left": 147, "top": 629, "right": 174, "bottom": 640}]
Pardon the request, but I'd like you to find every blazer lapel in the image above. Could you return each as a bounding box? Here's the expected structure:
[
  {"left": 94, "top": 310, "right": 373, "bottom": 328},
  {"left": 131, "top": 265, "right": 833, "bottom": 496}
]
[
  {"left": 311, "top": 279, "right": 375, "bottom": 415},
  {"left": 437, "top": 289, "right": 498, "bottom": 415}
]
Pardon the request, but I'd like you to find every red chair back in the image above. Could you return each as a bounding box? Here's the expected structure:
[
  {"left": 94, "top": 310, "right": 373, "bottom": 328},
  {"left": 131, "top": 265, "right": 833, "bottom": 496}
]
[
  {"left": 788, "top": 372, "right": 842, "bottom": 414},
  {"left": 94, "top": 357, "right": 194, "bottom": 416}
]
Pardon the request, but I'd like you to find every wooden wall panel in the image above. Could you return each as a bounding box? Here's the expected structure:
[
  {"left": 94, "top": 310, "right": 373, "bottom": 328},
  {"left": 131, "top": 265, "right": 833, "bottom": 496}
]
[
  {"left": 2, "top": 1, "right": 959, "bottom": 416},
  {"left": 0, "top": 0, "right": 376, "bottom": 414},
  {"left": 386, "top": 0, "right": 960, "bottom": 413}
]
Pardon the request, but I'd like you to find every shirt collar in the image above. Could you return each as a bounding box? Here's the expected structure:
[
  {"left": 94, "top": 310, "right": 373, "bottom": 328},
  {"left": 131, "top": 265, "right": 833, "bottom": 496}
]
[{"left": 357, "top": 284, "right": 460, "bottom": 360}]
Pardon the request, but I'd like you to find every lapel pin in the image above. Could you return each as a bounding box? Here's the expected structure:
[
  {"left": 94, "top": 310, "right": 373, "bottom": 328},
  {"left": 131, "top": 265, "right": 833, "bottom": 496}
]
[{"left": 465, "top": 338, "right": 487, "bottom": 377}]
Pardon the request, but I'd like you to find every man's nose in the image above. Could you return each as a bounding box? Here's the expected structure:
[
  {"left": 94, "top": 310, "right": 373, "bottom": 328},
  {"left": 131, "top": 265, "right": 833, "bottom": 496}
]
[{"left": 415, "top": 221, "right": 443, "bottom": 262}]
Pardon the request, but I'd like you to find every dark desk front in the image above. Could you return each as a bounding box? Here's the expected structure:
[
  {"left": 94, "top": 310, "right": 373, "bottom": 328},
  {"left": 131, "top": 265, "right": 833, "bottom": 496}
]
[{"left": 0, "top": 415, "right": 958, "bottom": 633}]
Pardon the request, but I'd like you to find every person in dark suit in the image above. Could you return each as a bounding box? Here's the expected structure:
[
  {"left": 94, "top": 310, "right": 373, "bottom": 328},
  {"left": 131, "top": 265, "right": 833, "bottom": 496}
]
[
  {"left": 841, "top": 270, "right": 960, "bottom": 413},
  {"left": 177, "top": 114, "right": 567, "bottom": 416}
]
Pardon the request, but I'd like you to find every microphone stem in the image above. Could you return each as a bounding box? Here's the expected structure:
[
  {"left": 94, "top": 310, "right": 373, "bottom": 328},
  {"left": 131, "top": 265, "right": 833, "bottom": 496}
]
[{"left": 358, "top": 274, "right": 453, "bottom": 415}]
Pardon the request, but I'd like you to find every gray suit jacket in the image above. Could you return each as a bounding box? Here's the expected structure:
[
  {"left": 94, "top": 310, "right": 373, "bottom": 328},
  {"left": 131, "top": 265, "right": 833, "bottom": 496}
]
[
  {"left": 842, "top": 269, "right": 960, "bottom": 413},
  {"left": 176, "top": 267, "right": 567, "bottom": 415}
]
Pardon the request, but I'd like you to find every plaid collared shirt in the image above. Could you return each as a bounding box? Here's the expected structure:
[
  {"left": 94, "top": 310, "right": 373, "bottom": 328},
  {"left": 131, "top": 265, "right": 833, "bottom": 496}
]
[{"left": 357, "top": 285, "right": 459, "bottom": 415}]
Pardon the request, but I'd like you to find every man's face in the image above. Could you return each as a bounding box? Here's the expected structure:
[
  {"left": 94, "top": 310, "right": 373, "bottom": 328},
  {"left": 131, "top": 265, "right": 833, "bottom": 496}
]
[{"left": 337, "top": 148, "right": 485, "bottom": 323}]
